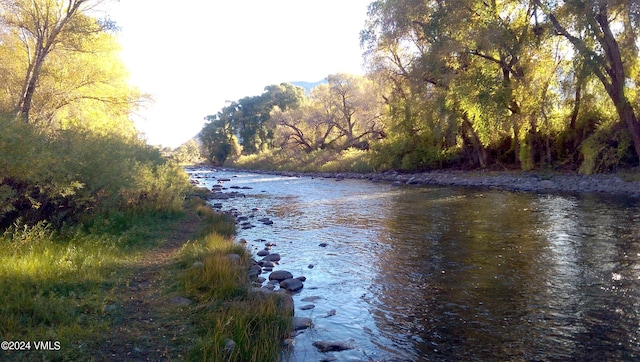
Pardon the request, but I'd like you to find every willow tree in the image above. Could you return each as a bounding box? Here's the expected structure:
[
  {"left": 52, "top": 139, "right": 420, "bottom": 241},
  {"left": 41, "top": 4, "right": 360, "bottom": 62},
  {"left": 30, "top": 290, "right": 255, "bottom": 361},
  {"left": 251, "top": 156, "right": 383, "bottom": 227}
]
[
  {"left": 534, "top": 0, "right": 640, "bottom": 164},
  {"left": 364, "top": 0, "right": 565, "bottom": 168},
  {"left": 271, "top": 74, "right": 387, "bottom": 154},
  {"left": 0, "top": 0, "right": 110, "bottom": 124}
]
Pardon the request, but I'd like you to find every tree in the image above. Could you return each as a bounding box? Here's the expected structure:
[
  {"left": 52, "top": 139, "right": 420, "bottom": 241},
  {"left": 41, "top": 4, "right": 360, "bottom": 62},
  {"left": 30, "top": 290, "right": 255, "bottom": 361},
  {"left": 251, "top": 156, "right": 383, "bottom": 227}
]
[
  {"left": 200, "top": 110, "right": 240, "bottom": 165},
  {"left": 200, "top": 83, "right": 305, "bottom": 157},
  {"left": 534, "top": 0, "right": 640, "bottom": 164},
  {"left": 271, "top": 74, "right": 387, "bottom": 154},
  {"left": 173, "top": 139, "right": 201, "bottom": 164},
  {"left": 0, "top": 0, "right": 111, "bottom": 124}
]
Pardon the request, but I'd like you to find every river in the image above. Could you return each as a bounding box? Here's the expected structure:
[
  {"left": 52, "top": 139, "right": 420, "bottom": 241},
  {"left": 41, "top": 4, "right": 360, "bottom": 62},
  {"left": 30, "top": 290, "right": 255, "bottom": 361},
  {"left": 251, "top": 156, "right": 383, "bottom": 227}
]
[{"left": 189, "top": 168, "right": 640, "bottom": 361}]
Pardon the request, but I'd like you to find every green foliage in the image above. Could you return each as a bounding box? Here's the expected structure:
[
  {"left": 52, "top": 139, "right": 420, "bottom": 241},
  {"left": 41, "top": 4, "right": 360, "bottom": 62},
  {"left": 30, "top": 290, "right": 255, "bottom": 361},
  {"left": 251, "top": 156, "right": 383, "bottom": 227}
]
[
  {"left": 319, "top": 148, "right": 375, "bottom": 173},
  {"left": 579, "top": 125, "right": 635, "bottom": 174},
  {"left": 176, "top": 204, "right": 291, "bottom": 362},
  {"left": 172, "top": 139, "right": 202, "bottom": 164},
  {"left": 199, "top": 83, "right": 305, "bottom": 161},
  {"left": 0, "top": 115, "right": 190, "bottom": 228}
]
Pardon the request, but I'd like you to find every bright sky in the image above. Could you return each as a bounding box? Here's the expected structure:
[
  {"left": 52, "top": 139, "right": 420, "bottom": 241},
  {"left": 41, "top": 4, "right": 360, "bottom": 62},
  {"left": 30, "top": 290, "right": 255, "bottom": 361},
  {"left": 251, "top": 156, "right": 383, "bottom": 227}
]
[{"left": 103, "top": 1, "right": 372, "bottom": 148}]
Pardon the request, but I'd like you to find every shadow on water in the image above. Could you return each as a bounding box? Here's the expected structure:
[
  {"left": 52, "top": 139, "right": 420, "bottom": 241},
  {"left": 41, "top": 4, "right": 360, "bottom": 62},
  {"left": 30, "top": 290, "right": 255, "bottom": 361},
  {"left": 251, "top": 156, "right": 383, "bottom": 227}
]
[
  {"left": 370, "top": 188, "right": 640, "bottom": 361},
  {"left": 193, "top": 169, "right": 640, "bottom": 361}
]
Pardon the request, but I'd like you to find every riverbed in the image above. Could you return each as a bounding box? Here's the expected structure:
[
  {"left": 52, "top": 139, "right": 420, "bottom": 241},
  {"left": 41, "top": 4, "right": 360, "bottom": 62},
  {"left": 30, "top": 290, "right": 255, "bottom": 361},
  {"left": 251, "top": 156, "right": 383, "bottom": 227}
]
[{"left": 189, "top": 168, "right": 640, "bottom": 361}]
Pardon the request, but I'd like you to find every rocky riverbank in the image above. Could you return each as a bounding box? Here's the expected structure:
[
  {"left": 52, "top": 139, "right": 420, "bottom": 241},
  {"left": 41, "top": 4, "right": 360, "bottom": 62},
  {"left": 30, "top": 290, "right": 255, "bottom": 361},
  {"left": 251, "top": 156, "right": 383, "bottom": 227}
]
[
  {"left": 188, "top": 167, "right": 640, "bottom": 359},
  {"left": 236, "top": 169, "right": 640, "bottom": 199}
]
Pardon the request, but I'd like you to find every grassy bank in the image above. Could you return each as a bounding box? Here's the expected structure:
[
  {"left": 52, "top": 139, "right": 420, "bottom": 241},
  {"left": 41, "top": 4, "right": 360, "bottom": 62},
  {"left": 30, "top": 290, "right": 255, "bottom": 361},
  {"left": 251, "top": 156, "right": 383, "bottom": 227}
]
[{"left": 0, "top": 194, "right": 291, "bottom": 361}]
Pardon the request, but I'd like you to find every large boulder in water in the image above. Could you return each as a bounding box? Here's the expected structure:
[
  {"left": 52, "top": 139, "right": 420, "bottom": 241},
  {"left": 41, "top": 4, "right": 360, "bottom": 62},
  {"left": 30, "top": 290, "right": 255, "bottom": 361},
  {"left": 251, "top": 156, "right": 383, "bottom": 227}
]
[
  {"left": 280, "top": 278, "right": 304, "bottom": 292},
  {"left": 269, "top": 270, "right": 293, "bottom": 281}
]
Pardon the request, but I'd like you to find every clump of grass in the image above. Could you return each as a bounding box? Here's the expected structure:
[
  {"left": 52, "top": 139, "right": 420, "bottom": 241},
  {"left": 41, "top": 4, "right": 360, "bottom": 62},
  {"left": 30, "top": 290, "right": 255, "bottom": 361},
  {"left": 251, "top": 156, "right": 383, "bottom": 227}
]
[
  {"left": 194, "top": 203, "right": 236, "bottom": 239},
  {"left": 188, "top": 295, "right": 292, "bottom": 361},
  {"left": 177, "top": 207, "right": 292, "bottom": 362}
]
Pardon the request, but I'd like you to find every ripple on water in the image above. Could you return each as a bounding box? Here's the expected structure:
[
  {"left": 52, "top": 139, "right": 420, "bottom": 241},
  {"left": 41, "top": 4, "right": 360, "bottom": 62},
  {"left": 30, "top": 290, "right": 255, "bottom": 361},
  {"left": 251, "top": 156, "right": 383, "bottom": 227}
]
[{"left": 190, "top": 169, "right": 640, "bottom": 361}]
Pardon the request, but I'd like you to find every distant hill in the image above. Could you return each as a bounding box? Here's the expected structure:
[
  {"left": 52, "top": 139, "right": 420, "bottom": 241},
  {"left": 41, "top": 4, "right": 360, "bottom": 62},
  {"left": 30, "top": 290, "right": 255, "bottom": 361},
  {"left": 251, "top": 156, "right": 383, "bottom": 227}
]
[{"left": 290, "top": 79, "right": 327, "bottom": 93}]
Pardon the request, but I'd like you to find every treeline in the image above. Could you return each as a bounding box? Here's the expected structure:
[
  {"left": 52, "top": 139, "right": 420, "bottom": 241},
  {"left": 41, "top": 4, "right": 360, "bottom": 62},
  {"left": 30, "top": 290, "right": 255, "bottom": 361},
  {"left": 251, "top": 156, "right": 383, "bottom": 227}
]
[
  {"left": 200, "top": 1, "right": 640, "bottom": 174},
  {"left": 0, "top": 0, "right": 189, "bottom": 228}
]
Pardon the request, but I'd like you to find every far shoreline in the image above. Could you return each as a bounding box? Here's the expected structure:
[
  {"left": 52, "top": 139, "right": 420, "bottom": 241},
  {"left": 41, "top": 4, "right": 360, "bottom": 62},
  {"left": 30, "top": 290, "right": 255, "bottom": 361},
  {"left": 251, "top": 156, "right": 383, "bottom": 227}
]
[{"left": 202, "top": 167, "right": 640, "bottom": 200}]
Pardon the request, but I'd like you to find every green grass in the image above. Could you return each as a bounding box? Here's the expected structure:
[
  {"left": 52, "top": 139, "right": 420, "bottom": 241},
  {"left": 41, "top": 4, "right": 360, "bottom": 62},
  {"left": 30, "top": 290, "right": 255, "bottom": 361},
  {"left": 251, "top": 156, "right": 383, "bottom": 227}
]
[
  {"left": 177, "top": 203, "right": 292, "bottom": 362},
  {"left": 230, "top": 146, "right": 376, "bottom": 173},
  {"left": 0, "top": 212, "right": 182, "bottom": 361},
  {"left": 0, "top": 199, "right": 292, "bottom": 361}
]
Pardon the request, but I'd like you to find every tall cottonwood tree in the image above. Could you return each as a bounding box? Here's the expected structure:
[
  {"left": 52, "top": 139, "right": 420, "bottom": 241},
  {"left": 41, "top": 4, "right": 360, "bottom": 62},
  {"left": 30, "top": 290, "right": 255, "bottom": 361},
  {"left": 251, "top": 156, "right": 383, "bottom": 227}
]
[
  {"left": 362, "top": 0, "right": 638, "bottom": 170},
  {"left": 533, "top": 0, "right": 640, "bottom": 164},
  {"left": 200, "top": 83, "right": 304, "bottom": 157},
  {"left": 0, "top": 0, "right": 107, "bottom": 124},
  {"left": 271, "top": 74, "right": 387, "bottom": 153}
]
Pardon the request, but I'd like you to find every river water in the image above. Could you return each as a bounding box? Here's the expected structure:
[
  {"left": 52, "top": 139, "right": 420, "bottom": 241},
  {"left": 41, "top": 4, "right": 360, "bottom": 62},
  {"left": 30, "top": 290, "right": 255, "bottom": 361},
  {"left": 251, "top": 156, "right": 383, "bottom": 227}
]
[{"left": 190, "top": 169, "right": 640, "bottom": 361}]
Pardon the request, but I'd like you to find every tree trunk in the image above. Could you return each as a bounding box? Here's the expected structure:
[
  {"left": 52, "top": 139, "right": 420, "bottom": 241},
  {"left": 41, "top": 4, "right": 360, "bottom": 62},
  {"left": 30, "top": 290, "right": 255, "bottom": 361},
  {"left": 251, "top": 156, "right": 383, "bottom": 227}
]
[{"left": 461, "top": 115, "right": 488, "bottom": 168}]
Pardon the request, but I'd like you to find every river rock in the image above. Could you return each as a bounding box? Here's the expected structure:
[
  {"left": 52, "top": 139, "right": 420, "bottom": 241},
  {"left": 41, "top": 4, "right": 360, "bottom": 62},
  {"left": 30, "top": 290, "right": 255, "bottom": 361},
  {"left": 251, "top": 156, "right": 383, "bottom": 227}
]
[
  {"left": 259, "top": 260, "right": 276, "bottom": 268},
  {"left": 280, "top": 278, "right": 304, "bottom": 292},
  {"left": 262, "top": 253, "right": 281, "bottom": 262},
  {"left": 248, "top": 264, "right": 262, "bottom": 279},
  {"left": 299, "top": 304, "right": 315, "bottom": 310},
  {"left": 250, "top": 288, "right": 294, "bottom": 315},
  {"left": 301, "top": 296, "right": 322, "bottom": 302},
  {"left": 257, "top": 249, "right": 270, "bottom": 257},
  {"left": 292, "top": 317, "right": 313, "bottom": 330},
  {"left": 312, "top": 340, "right": 354, "bottom": 352},
  {"left": 269, "top": 270, "right": 293, "bottom": 281}
]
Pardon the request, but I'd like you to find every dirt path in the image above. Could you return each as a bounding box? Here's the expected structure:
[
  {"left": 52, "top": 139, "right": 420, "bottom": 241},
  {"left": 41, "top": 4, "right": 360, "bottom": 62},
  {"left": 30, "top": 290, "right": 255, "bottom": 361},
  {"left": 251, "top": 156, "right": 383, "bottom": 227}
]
[{"left": 99, "top": 211, "right": 202, "bottom": 361}]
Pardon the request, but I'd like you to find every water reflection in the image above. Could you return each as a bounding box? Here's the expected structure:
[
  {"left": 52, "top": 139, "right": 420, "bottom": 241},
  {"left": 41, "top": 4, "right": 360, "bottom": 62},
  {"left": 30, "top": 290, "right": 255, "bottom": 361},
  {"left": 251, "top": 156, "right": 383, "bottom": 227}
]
[
  {"left": 371, "top": 189, "right": 640, "bottom": 361},
  {"left": 192, "top": 169, "right": 640, "bottom": 361}
]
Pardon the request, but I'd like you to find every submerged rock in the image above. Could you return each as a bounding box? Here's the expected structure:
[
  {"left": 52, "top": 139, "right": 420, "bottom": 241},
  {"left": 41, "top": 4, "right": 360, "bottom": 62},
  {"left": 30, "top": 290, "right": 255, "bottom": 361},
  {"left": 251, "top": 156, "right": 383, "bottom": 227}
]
[
  {"left": 312, "top": 340, "right": 355, "bottom": 352},
  {"left": 262, "top": 253, "right": 281, "bottom": 262}
]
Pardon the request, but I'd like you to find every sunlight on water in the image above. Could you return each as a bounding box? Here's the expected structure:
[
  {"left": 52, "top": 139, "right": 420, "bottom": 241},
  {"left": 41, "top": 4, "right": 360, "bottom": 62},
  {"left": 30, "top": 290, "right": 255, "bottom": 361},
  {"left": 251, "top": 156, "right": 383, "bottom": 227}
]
[{"left": 190, "top": 168, "right": 640, "bottom": 361}]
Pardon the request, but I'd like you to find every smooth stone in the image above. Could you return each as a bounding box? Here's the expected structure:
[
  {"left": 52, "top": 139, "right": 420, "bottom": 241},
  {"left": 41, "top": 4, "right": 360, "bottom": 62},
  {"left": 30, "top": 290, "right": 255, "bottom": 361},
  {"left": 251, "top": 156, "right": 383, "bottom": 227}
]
[
  {"left": 269, "top": 270, "right": 293, "bottom": 281},
  {"left": 292, "top": 317, "right": 313, "bottom": 330},
  {"left": 319, "top": 243, "right": 328, "bottom": 247},
  {"left": 280, "top": 278, "right": 304, "bottom": 292},
  {"left": 170, "top": 296, "right": 192, "bottom": 305},
  {"left": 248, "top": 264, "right": 262, "bottom": 279},
  {"left": 223, "top": 339, "right": 236, "bottom": 353},
  {"left": 299, "top": 304, "right": 315, "bottom": 310},
  {"left": 324, "top": 309, "right": 337, "bottom": 317},
  {"left": 259, "top": 260, "right": 276, "bottom": 268},
  {"left": 257, "top": 249, "right": 270, "bottom": 257},
  {"left": 301, "top": 296, "right": 322, "bottom": 302},
  {"left": 312, "top": 340, "right": 354, "bottom": 353},
  {"left": 262, "top": 253, "right": 281, "bottom": 262}
]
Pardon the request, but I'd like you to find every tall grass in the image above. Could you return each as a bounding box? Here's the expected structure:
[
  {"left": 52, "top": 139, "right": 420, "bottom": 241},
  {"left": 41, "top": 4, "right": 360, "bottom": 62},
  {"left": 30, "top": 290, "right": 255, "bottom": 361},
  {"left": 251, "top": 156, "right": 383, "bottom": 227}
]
[
  {"left": 177, "top": 203, "right": 292, "bottom": 361},
  {"left": 0, "top": 211, "right": 181, "bottom": 361},
  {"left": 0, "top": 196, "right": 292, "bottom": 361}
]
